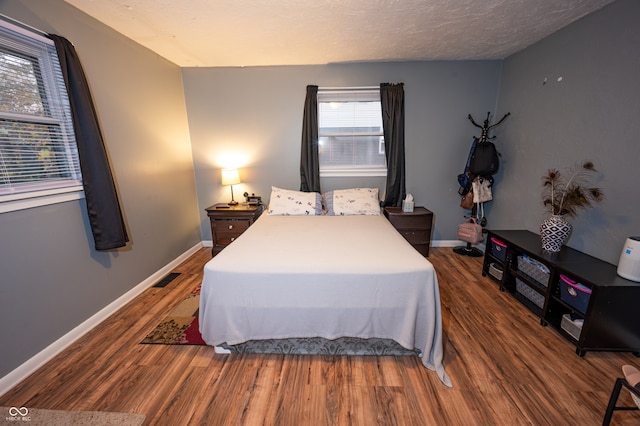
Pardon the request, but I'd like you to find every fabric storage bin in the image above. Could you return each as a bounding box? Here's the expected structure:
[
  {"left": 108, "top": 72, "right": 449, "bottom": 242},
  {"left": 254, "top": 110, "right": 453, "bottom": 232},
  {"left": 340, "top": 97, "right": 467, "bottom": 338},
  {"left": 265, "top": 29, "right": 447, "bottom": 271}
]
[
  {"left": 490, "top": 237, "right": 507, "bottom": 261},
  {"left": 561, "top": 314, "right": 584, "bottom": 340},
  {"left": 559, "top": 274, "right": 592, "bottom": 314},
  {"left": 516, "top": 278, "right": 544, "bottom": 309},
  {"left": 488, "top": 263, "right": 503, "bottom": 280},
  {"left": 517, "top": 255, "right": 550, "bottom": 287}
]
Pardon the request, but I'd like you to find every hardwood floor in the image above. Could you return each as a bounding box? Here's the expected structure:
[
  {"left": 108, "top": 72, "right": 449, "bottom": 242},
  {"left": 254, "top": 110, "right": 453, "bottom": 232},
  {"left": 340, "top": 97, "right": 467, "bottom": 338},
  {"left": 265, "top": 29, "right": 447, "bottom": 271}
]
[{"left": 1, "top": 247, "right": 639, "bottom": 425}]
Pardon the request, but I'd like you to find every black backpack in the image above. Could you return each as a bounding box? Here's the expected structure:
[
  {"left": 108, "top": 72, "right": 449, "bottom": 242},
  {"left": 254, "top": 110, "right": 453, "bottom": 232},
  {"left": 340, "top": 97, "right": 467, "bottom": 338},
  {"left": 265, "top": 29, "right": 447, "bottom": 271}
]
[{"left": 469, "top": 141, "right": 499, "bottom": 176}]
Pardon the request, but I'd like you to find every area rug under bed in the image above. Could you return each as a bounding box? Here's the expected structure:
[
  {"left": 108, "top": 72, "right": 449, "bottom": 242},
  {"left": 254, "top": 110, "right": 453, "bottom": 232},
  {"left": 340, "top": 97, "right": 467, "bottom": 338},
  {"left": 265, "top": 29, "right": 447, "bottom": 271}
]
[{"left": 141, "top": 285, "right": 420, "bottom": 356}]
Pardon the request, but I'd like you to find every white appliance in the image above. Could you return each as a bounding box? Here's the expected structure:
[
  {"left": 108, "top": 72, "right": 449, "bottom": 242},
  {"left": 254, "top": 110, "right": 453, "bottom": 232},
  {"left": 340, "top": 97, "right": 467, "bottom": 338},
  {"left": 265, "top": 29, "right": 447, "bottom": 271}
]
[{"left": 617, "top": 237, "right": 640, "bottom": 282}]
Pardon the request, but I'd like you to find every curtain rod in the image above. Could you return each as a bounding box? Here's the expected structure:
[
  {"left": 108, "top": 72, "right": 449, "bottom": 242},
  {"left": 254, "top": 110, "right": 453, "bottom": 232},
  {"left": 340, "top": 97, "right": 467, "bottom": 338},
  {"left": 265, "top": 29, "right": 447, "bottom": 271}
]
[
  {"left": 0, "top": 13, "right": 51, "bottom": 43},
  {"left": 319, "top": 86, "right": 379, "bottom": 91}
]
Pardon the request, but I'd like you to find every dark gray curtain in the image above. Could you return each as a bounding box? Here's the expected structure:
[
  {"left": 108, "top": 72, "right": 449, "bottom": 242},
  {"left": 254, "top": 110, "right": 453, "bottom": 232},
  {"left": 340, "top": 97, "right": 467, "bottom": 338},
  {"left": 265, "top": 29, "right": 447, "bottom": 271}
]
[
  {"left": 380, "top": 83, "right": 406, "bottom": 207},
  {"left": 299, "top": 85, "right": 320, "bottom": 192},
  {"left": 50, "top": 35, "right": 129, "bottom": 250}
]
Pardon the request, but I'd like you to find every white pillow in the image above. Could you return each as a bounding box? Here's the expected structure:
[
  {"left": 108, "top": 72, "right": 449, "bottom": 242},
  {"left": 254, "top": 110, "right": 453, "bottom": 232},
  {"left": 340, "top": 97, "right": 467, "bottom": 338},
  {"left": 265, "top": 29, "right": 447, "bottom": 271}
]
[
  {"left": 268, "top": 186, "right": 322, "bottom": 215},
  {"left": 331, "top": 188, "right": 381, "bottom": 216}
]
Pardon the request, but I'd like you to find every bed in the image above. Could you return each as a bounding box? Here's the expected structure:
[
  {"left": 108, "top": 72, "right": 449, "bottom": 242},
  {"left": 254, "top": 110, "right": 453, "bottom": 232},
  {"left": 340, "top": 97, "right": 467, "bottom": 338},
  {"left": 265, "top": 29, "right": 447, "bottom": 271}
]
[{"left": 199, "top": 188, "right": 451, "bottom": 387}]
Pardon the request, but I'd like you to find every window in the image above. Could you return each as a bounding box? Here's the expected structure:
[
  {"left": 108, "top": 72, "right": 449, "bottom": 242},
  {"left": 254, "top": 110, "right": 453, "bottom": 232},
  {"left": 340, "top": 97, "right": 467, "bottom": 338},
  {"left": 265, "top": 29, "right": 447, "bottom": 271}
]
[
  {"left": 318, "top": 88, "right": 386, "bottom": 177},
  {"left": 0, "top": 18, "right": 82, "bottom": 212}
]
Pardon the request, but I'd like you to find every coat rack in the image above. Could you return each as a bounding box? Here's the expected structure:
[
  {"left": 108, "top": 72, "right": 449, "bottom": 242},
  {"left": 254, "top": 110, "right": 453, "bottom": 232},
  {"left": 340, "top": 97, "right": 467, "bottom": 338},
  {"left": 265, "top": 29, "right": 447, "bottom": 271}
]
[
  {"left": 454, "top": 111, "right": 510, "bottom": 258},
  {"left": 468, "top": 111, "right": 510, "bottom": 143}
]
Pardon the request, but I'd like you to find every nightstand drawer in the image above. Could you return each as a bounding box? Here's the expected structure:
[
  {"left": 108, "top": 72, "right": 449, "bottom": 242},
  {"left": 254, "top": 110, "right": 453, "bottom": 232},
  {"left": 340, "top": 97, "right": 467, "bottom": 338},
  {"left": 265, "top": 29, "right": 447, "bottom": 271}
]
[
  {"left": 213, "top": 219, "right": 250, "bottom": 244},
  {"left": 214, "top": 219, "right": 250, "bottom": 234},
  {"left": 387, "top": 214, "right": 431, "bottom": 230},
  {"left": 398, "top": 230, "right": 431, "bottom": 245}
]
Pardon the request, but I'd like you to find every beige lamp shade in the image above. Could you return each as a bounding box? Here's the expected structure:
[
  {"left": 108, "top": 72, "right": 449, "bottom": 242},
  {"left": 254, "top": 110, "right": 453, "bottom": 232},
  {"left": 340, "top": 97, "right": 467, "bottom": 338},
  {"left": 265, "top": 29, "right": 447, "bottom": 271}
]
[
  {"left": 221, "top": 168, "right": 241, "bottom": 205},
  {"left": 221, "top": 168, "right": 241, "bottom": 186}
]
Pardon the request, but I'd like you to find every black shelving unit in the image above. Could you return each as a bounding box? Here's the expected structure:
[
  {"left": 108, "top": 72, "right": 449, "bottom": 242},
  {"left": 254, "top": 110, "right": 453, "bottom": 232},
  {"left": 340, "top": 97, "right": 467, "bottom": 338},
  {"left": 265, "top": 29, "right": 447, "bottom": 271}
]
[{"left": 482, "top": 229, "right": 640, "bottom": 357}]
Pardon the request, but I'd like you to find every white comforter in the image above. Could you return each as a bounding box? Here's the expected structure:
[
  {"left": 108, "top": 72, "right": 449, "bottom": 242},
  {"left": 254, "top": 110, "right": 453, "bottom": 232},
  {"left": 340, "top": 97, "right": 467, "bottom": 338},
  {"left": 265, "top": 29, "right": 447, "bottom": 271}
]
[{"left": 199, "top": 214, "right": 451, "bottom": 387}]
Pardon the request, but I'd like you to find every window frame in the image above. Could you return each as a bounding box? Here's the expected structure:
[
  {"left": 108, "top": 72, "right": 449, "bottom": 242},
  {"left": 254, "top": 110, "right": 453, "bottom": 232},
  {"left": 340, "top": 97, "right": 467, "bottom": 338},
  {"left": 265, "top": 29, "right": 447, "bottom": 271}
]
[
  {"left": 317, "top": 87, "right": 387, "bottom": 178},
  {"left": 0, "top": 17, "right": 83, "bottom": 214}
]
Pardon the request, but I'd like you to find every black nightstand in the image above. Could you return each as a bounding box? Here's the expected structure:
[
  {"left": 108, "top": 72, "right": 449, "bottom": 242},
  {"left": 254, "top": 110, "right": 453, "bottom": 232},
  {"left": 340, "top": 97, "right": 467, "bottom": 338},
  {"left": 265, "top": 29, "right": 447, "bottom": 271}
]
[
  {"left": 205, "top": 203, "right": 264, "bottom": 256},
  {"left": 384, "top": 206, "right": 434, "bottom": 256}
]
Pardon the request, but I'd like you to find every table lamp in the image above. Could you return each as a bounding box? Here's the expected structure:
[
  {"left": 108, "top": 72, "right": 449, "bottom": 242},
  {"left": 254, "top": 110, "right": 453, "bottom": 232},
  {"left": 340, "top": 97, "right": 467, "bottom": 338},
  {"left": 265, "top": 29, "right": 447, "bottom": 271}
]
[{"left": 221, "top": 168, "right": 241, "bottom": 205}]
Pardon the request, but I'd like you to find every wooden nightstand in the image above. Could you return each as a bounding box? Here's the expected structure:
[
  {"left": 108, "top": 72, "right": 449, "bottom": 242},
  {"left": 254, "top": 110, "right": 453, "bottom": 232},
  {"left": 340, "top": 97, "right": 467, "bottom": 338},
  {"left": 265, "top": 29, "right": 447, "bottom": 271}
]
[
  {"left": 384, "top": 206, "right": 434, "bottom": 256},
  {"left": 205, "top": 203, "right": 264, "bottom": 256}
]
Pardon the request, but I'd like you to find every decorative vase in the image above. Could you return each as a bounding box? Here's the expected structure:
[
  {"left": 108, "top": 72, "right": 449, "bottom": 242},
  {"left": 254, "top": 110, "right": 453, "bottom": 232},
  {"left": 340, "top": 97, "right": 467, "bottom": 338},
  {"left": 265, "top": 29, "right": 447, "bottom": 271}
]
[{"left": 540, "top": 215, "right": 572, "bottom": 252}]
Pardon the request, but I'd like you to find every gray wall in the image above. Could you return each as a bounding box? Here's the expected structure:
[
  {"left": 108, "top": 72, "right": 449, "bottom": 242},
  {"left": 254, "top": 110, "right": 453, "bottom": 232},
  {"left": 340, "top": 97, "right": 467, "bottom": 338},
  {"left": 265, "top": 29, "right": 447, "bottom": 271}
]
[
  {"left": 0, "top": 1, "right": 201, "bottom": 377},
  {"left": 183, "top": 62, "right": 502, "bottom": 241},
  {"left": 490, "top": 0, "right": 640, "bottom": 264}
]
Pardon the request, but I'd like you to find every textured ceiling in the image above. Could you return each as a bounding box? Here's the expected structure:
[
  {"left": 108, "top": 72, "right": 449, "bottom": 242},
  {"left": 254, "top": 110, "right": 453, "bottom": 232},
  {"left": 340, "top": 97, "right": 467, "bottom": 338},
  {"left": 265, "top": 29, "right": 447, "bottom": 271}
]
[{"left": 63, "top": 0, "right": 616, "bottom": 67}]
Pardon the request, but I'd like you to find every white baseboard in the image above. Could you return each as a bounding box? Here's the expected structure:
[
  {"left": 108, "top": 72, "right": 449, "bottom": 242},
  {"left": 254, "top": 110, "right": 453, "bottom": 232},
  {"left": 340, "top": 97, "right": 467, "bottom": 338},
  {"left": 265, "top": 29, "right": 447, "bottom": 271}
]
[
  {"left": 0, "top": 242, "right": 203, "bottom": 398},
  {"left": 433, "top": 240, "right": 486, "bottom": 252},
  {"left": 438, "top": 240, "right": 485, "bottom": 253},
  {"left": 432, "top": 240, "right": 463, "bottom": 247}
]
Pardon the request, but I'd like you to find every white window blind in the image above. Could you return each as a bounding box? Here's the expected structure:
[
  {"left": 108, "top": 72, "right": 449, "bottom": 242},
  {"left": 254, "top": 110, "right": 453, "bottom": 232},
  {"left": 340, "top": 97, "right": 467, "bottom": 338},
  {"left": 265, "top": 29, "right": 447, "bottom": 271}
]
[
  {"left": 0, "top": 18, "right": 82, "bottom": 206},
  {"left": 318, "top": 88, "right": 386, "bottom": 177}
]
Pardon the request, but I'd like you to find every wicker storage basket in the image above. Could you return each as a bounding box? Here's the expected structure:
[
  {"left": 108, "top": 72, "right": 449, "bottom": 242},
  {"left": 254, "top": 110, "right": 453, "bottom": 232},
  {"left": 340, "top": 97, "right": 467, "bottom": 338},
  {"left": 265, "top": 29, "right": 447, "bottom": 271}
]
[
  {"left": 488, "top": 263, "right": 503, "bottom": 280},
  {"left": 516, "top": 278, "right": 544, "bottom": 309},
  {"left": 517, "top": 256, "right": 550, "bottom": 287},
  {"left": 560, "top": 314, "right": 583, "bottom": 340}
]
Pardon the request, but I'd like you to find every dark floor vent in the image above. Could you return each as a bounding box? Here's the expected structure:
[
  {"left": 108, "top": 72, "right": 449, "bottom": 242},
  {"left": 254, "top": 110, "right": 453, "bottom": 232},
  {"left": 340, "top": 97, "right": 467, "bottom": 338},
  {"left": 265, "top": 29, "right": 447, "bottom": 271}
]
[{"left": 153, "top": 272, "right": 181, "bottom": 288}]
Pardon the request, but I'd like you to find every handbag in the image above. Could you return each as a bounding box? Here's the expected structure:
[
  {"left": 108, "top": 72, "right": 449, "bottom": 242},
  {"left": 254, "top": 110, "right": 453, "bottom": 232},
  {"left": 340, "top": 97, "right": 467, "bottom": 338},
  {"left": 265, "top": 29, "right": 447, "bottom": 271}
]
[
  {"left": 460, "top": 190, "right": 474, "bottom": 209},
  {"left": 457, "top": 217, "right": 484, "bottom": 244},
  {"left": 472, "top": 177, "right": 493, "bottom": 203}
]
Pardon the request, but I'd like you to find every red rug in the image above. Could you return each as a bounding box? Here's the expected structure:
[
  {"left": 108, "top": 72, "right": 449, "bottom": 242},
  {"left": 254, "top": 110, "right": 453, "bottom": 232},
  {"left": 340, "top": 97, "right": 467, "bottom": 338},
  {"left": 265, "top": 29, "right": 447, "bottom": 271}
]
[{"left": 141, "top": 285, "right": 205, "bottom": 345}]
